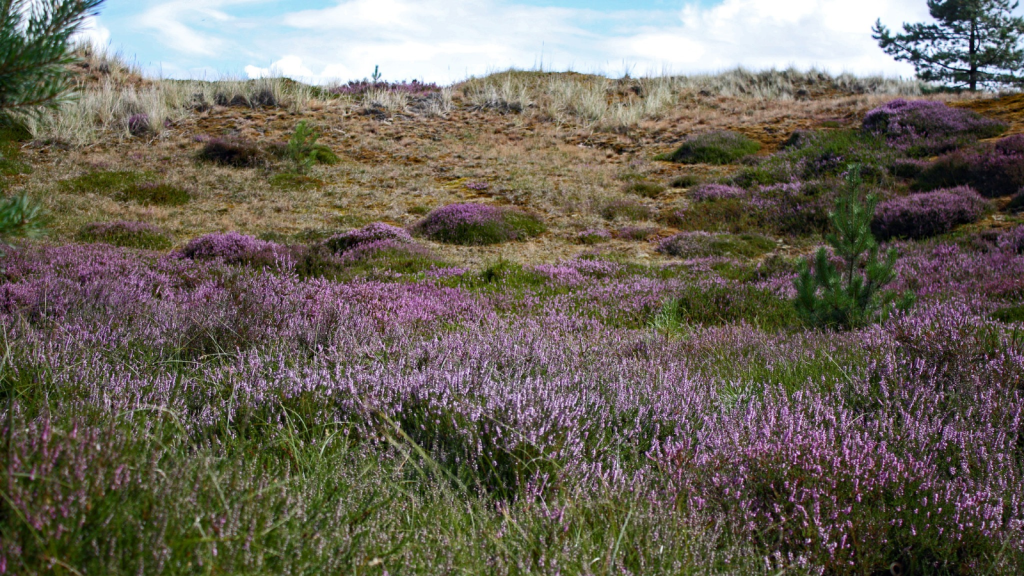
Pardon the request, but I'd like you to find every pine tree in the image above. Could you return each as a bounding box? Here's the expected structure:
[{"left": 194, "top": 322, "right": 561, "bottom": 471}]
[
  {"left": 873, "top": 1, "right": 1024, "bottom": 91},
  {"left": 0, "top": 0, "right": 105, "bottom": 114},
  {"left": 793, "top": 171, "right": 915, "bottom": 330}
]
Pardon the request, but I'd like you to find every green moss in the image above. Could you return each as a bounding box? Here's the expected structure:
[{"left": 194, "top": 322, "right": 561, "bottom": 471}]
[
  {"left": 117, "top": 183, "right": 191, "bottom": 206},
  {"left": 60, "top": 170, "right": 150, "bottom": 195},
  {"left": 655, "top": 131, "right": 761, "bottom": 165}
]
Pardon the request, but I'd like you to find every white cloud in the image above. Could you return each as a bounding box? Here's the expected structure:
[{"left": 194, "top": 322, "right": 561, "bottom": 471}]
[
  {"left": 73, "top": 15, "right": 111, "bottom": 48},
  {"left": 126, "top": 0, "right": 943, "bottom": 83}
]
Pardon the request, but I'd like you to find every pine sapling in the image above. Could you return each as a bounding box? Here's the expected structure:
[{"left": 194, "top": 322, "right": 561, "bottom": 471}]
[{"left": 794, "top": 173, "right": 914, "bottom": 329}]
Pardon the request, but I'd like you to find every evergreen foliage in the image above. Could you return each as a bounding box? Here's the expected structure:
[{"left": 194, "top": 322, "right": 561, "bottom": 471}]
[
  {"left": 0, "top": 0, "right": 105, "bottom": 114},
  {"left": 793, "top": 173, "right": 915, "bottom": 329},
  {"left": 0, "top": 193, "right": 47, "bottom": 246},
  {"left": 286, "top": 121, "right": 338, "bottom": 174},
  {"left": 873, "top": 0, "right": 1024, "bottom": 90}
]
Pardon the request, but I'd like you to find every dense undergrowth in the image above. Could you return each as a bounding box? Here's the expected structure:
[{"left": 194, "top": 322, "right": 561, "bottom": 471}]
[{"left": 3, "top": 81, "right": 1024, "bottom": 574}]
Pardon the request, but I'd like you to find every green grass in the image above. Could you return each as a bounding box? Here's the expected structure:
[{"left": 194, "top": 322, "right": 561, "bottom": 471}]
[
  {"left": 59, "top": 171, "right": 191, "bottom": 206},
  {"left": 269, "top": 172, "right": 325, "bottom": 189},
  {"left": 734, "top": 130, "right": 893, "bottom": 188},
  {"left": 652, "top": 283, "right": 800, "bottom": 333}
]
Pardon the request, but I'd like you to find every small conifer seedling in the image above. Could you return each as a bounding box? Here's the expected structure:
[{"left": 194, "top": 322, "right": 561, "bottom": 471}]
[{"left": 793, "top": 171, "right": 914, "bottom": 330}]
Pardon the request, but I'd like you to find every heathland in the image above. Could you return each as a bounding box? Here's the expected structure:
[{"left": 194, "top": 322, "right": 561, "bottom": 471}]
[{"left": 2, "top": 47, "right": 1024, "bottom": 574}]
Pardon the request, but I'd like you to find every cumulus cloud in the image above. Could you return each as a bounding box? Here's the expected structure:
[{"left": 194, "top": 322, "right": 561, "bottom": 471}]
[
  {"left": 72, "top": 15, "right": 111, "bottom": 48},
  {"left": 121, "top": 0, "right": 943, "bottom": 83}
]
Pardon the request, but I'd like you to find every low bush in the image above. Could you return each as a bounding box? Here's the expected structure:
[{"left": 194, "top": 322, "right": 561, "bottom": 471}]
[
  {"left": 600, "top": 199, "right": 652, "bottom": 221},
  {"left": 323, "top": 222, "right": 415, "bottom": 254},
  {"left": 735, "top": 130, "right": 892, "bottom": 187},
  {"left": 657, "top": 231, "right": 775, "bottom": 259},
  {"left": 198, "top": 138, "right": 266, "bottom": 168},
  {"left": 862, "top": 98, "right": 1006, "bottom": 156},
  {"left": 674, "top": 181, "right": 834, "bottom": 236},
  {"left": 872, "top": 186, "right": 989, "bottom": 240},
  {"left": 915, "top": 135, "right": 1024, "bottom": 197},
  {"left": 179, "top": 232, "right": 294, "bottom": 268},
  {"left": 127, "top": 113, "right": 152, "bottom": 137},
  {"left": 59, "top": 171, "right": 190, "bottom": 206},
  {"left": 576, "top": 229, "right": 611, "bottom": 244},
  {"left": 613, "top": 226, "right": 657, "bottom": 241},
  {"left": 76, "top": 221, "right": 172, "bottom": 250},
  {"left": 655, "top": 130, "right": 760, "bottom": 164},
  {"left": 414, "top": 203, "right": 545, "bottom": 245},
  {"left": 998, "top": 225, "right": 1024, "bottom": 254},
  {"left": 624, "top": 181, "right": 665, "bottom": 198},
  {"left": 991, "top": 304, "right": 1024, "bottom": 324}
]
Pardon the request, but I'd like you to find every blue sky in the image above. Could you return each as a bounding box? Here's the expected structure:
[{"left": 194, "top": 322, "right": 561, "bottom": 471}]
[{"left": 81, "top": 0, "right": 940, "bottom": 84}]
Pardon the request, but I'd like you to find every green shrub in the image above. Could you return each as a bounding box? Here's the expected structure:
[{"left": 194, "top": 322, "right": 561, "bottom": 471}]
[
  {"left": 655, "top": 131, "right": 761, "bottom": 165},
  {"left": 285, "top": 121, "right": 338, "bottom": 174},
  {"left": 991, "top": 304, "right": 1024, "bottom": 324},
  {"left": 77, "top": 221, "right": 172, "bottom": 250},
  {"left": 624, "top": 181, "right": 665, "bottom": 198}
]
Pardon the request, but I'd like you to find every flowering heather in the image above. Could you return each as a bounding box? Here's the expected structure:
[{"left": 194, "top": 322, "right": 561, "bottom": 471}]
[
  {"left": 178, "top": 231, "right": 295, "bottom": 269},
  {"left": 655, "top": 130, "right": 761, "bottom": 165},
  {"left": 872, "top": 187, "right": 989, "bottom": 240},
  {"left": 613, "top": 226, "right": 657, "bottom": 241},
  {"left": 127, "top": 113, "right": 151, "bottom": 136},
  {"left": 599, "top": 198, "right": 652, "bottom": 221},
  {"left": 464, "top": 181, "right": 490, "bottom": 191},
  {"left": 76, "top": 220, "right": 172, "bottom": 250},
  {"left": 863, "top": 98, "right": 1006, "bottom": 156},
  {"left": 998, "top": 225, "right": 1024, "bottom": 255},
  {"left": 414, "top": 203, "right": 545, "bottom": 245},
  {"left": 330, "top": 79, "right": 440, "bottom": 96},
  {"left": 324, "top": 222, "right": 414, "bottom": 254},
  {"left": 916, "top": 136, "right": 1024, "bottom": 198},
  {"left": 0, "top": 242, "right": 1023, "bottom": 572},
  {"left": 689, "top": 183, "right": 747, "bottom": 201},
  {"left": 576, "top": 228, "right": 611, "bottom": 244}
]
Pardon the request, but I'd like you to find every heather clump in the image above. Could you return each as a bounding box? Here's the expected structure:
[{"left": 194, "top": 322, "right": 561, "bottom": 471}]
[
  {"left": 654, "top": 281, "right": 799, "bottom": 332},
  {"left": 655, "top": 130, "right": 760, "bottom": 164},
  {"left": 197, "top": 137, "right": 266, "bottom": 168},
  {"left": 657, "top": 231, "right": 775, "bottom": 259},
  {"left": 576, "top": 228, "right": 611, "bottom": 244},
  {"left": 76, "top": 220, "right": 172, "bottom": 250},
  {"left": 735, "top": 130, "right": 893, "bottom": 187},
  {"left": 675, "top": 181, "right": 835, "bottom": 236},
  {"left": 613, "top": 226, "right": 657, "bottom": 241},
  {"left": 872, "top": 186, "right": 990, "bottom": 240},
  {"left": 300, "top": 222, "right": 438, "bottom": 278},
  {"left": 117, "top": 182, "right": 190, "bottom": 206},
  {"left": 414, "top": 203, "right": 545, "bottom": 245},
  {"left": 863, "top": 98, "right": 1007, "bottom": 156},
  {"left": 915, "top": 135, "right": 1024, "bottom": 197},
  {"left": 330, "top": 79, "right": 440, "bottom": 96},
  {"left": 179, "top": 232, "right": 294, "bottom": 269}
]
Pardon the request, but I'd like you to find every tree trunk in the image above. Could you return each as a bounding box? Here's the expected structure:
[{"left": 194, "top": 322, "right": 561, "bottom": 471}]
[{"left": 970, "top": 18, "right": 978, "bottom": 91}]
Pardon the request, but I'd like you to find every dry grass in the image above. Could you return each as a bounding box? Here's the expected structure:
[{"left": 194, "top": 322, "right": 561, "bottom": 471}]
[{"left": 7, "top": 55, "right": 1008, "bottom": 267}]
